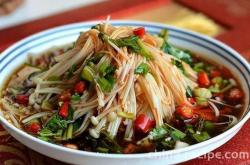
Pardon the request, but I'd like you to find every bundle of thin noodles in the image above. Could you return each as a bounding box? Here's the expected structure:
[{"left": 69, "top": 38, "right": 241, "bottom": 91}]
[{"left": 1, "top": 22, "right": 198, "bottom": 142}]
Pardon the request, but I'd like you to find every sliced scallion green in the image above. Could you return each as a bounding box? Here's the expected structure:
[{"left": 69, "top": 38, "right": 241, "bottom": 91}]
[{"left": 81, "top": 66, "right": 95, "bottom": 82}]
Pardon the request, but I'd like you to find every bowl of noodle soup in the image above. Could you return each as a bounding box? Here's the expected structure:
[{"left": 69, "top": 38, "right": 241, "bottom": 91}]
[{"left": 0, "top": 20, "right": 249, "bottom": 165}]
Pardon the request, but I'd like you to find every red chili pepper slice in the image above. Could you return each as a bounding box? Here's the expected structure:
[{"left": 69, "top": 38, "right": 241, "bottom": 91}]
[
  {"left": 198, "top": 72, "right": 210, "bottom": 87},
  {"left": 59, "top": 101, "right": 70, "bottom": 118},
  {"left": 134, "top": 114, "right": 155, "bottom": 134},
  {"left": 176, "top": 104, "right": 193, "bottom": 119},
  {"left": 74, "top": 81, "right": 86, "bottom": 94},
  {"left": 16, "top": 95, "right": 29, "bottom": 105},
  {"left": 193, "top": 108, "right": 217, "bottom": 121},
  {"left": 133, "top": 27, "right": 145, "bottom": 38},
  {"left": 26, "top": 122, "right": 41, "bottom": 134}
]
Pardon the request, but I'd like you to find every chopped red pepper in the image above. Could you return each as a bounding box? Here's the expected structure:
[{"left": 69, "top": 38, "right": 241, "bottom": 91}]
[
  {"left": 176, "top": 104, "right": 193, "bottom": 119},
  {"left": 58, "top": 90, "right": 71, "bottom": 101},
  {"left": 59, "top": 101, "right": 70, "bottom": 118},
  {"left": 133, "top": 27, "right": 145, "bottom": 38},
  {"left": 188, "top": 97, "right": 196, "bottom": 105},
  {"left": 16, "top": 95, "right": 29, "bottom": 105},
  {"left": 74, "top": 81, "right": 86, "bottom": 94},
  {"left": 134, "top": 114, "right": 155, "bottom": 134},
  {"left": 193, "top": 108, "right": 217, "bottom": 121},
  {"left": 210, "top": 69, "right": 221, "bottom": 78},
  {"left": 26, "top": 122, "right": 41, "bottom": 134},
  {"left": 198, "top": 72, "right": 210, "bottom": 87}
]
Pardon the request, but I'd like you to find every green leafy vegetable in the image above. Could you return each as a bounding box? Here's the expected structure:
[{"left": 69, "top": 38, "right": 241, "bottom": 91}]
[
  {"left": 46, "top": 115, "right": 68, "bottom": 132},
  {"left": 158, "top": 30, "right": 192, "bottom": 64},
  {"left": 111, "top": 36, "right": 140, "bottom": 51},
  {"left": 105, "top": 65, "right": 116, "bottom": 76},
  {"left": 171, "top": 59, "right": 186, "bottom": 74},
  {"left": 150, "top": 124, "right": 186, "bottom": 141},
  {"left": 98, "top": 132, "right": 122, "bottom": 153},
  {"left": 39, "top": 128, "right": 56, "bottom": 137},
  {"left": 87, "top": 52, "right": 104, "bottom": 64},
  {"left": 111, "top": 36, "right": 153, "bottom": 59},
  {"left": 149, "top": 125, "right": 169, "bottom": 140},
  {"left": 135, "top": 63, "right": 149, "bottom": 75},
  {"left": 162, "top": 42, "right": 192, "bottom": 64},
  {"left": 98, "top": 32, "right": 109, "bottom": 43}
]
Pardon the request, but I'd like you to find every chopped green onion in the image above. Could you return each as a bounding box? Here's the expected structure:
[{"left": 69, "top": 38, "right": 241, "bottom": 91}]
[
  {"left": 97, "top": 77, "right": 113, "bottom": 92},
  {"left": 96, "top": 147, "right": 109, "bottom": 153},
  {"left": 117, "top": 111, "right": 134, "bottom": 119},
  {"left": 211, "top": 77, "right": 223, "bottom": 85},
  {"left": 192, "top": 131, "right": 210, "bottom": 142},
  {"left": 170, "top": 129, "right": 186, "bottom": 140},
  {"left": 195, "top": 97, "right": 208, "bottom": 106},
  {"left": 193, "top": 62, "right": 204, "bottom": 72},
  {"left": 137, "top": 39, "right": 153, "bottom": 59},
  {"left": 186, "top": 125, "right": 195, "bottom": 134},
  {"left": 208, "top": 84, "right": 220, "bottom": 93},
  {"left": 99, "top": 61, "right": 110, "bottom": 76},
  {"left": 81, "top": 66, "right": 95, "bottom": 82},
  {"left": 71, "top": 94, "right": 81, "bottom": 101},
  {"left": 193, "top": 88, "right": 212, "bottom": 99},
  {"left": 67, "top": 124, "right": 73, "bottom": 140},
  {"left": 149, "top": 125, "right": 169, "bottom": 140},
  {"left": 135, "top": 63, "right": 149, "bottom": 75}
]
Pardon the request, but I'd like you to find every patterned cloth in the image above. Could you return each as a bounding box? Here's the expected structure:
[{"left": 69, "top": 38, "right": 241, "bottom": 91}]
[{"left": 0, "top": 125, "right": 65, "bottom": 165}]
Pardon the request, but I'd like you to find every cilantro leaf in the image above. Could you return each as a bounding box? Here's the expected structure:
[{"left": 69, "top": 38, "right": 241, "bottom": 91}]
[{"left": 135, "top": 63, "right": 149, "bottom": 75}]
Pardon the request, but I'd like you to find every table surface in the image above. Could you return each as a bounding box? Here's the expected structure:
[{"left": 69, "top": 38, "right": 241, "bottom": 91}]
[{"left": 0, "top": 0, "right": 249, "bottom": 164}]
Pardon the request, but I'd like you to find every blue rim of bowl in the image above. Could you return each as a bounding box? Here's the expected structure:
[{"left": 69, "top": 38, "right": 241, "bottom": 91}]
[{"left": 0, "top": 20, "right": 249, "bottom": 159}]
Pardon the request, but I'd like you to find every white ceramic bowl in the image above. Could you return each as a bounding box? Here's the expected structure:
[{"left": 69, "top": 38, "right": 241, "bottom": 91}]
[{"left": 0, "top": 21, "right": 249, "bottom": 165}]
